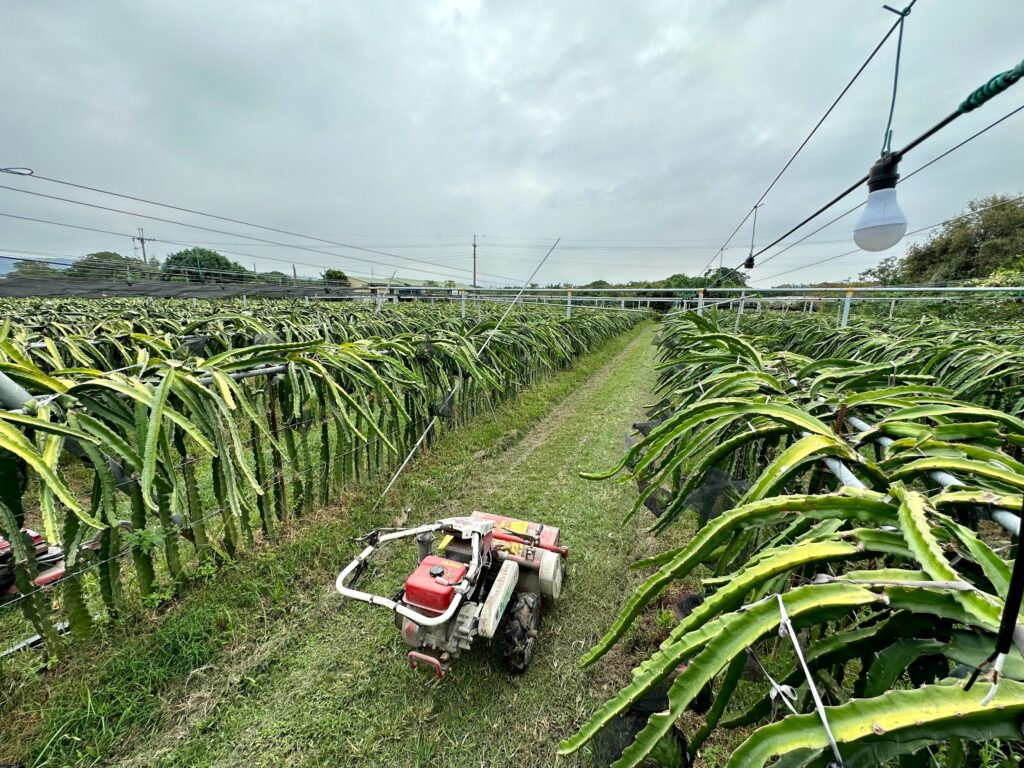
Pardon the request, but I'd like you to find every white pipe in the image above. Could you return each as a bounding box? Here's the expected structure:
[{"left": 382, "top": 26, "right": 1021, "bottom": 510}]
[
  {"left": 334, "top": 522, "right": 481, "bottom": 627},
  {"left": 845, "top": 413, "right": 1020, "bottom": 536}
]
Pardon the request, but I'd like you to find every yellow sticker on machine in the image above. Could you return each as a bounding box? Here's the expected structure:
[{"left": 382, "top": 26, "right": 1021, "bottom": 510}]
[
  {"left": 437, "top": 534, "right": 454, "bottom": 554},
  {"left": 502, "top": 541, "right": 527, "bottom": 557},
  {"left": 500, "top": 520, "right": 530, "bottom": 535}
]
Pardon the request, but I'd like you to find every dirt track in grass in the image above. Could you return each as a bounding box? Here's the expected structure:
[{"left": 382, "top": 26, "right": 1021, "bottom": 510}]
[{"left": 5, "top": 322, "right": 675, "bottom": 768}]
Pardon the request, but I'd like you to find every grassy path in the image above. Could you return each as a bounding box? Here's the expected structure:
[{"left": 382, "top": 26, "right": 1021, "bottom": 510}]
[{"left": 6, "top": 323, "right": 662, "bottom": 768}]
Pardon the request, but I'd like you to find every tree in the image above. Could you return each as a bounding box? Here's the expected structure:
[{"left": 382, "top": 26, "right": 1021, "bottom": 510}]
[
  {"left": 892, "top": 194, "right": 1024, "bottom": 283},
  {"left": 161, "top": 248, "right": 250, "bottom": 282},
  {"left": 700, "top": 267, "right": 749, "bottom": 288},
  {"left": 260, "top": 270, "right": 290, "bottom": 284},
  {"left": 64, "top": 251, "right": 154, "bottom": 281},
  {"left": 858, "top": 255, "right": 905, "bottom": 285},
  {"left": 11, "top": 259, "right": 60, "bottom": 278},
  {"left": 653, "top": 268, "right": 748, "bottom": 290},
  {"left": 444, "top": 280, "right": 457, "bottom": 288},
  {"left": 323, "top": 268, "right": 350, "bottom": 286}
]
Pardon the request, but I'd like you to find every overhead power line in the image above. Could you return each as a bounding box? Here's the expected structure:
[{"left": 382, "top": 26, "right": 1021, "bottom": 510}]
[
  {"left": 752, "top": 191, "right": 1024, "bottom": 285},
  {"left": 0, "top": 206, "right": 504, "bottom": 286},
  {"left": 709, "top": 90, "right": 1024, "bottom": 290},
  {"left": 699, "top": 1, "right": 918, "bottom": 277},
  {"left": 5, "top": 172, "right": 519, "bottom": 279},
  {"left": 0, "top": 215, "right": 486, "bottom": 283},
  {"left": 0, "top": 181, "right": 520, "bottom": 284},
  {"left": 741, "top": 101, "right": 1024, "bottom": 278}
]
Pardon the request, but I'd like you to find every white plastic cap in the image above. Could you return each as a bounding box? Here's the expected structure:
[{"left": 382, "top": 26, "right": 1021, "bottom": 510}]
[
  {"left": 538, "top": 550, "right": 563, "bottom": 599},
  {"left": 853, "top": 188, "right": 907, "bottom": 252}
]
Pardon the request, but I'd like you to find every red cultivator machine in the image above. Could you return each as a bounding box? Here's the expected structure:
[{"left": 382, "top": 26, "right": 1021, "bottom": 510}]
[
  {"left": 336, "top": 511, "right": 567, "bottom": 678},
  {"left": 0, "top": 528, "right": 70, "bottom": 600}
]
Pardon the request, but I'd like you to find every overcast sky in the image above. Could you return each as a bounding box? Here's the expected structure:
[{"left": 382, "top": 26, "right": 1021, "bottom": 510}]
[{"left": 1, "top": 0, "right": 1022, "bottom": 287}]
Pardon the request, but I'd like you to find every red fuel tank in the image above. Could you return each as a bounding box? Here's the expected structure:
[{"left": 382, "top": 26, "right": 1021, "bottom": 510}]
[{"left": 404, "top": 556, "right": 468, "bottom": 614}]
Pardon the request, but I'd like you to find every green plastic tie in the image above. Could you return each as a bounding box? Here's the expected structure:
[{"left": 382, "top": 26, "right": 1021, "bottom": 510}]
[{"left": 959, "top": 59, "right": 1024, "bottom": 113}]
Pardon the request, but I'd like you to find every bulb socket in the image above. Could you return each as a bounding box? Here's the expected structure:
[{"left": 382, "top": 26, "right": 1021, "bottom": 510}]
[{"left": 867, "top": 152, "right": 900, "bottom": 192}]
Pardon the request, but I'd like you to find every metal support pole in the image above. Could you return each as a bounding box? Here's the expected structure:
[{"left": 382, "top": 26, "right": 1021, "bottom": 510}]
[
  {"left": 734, "top": 290, "right": 746, "bottom": 332},
  {"left": 697, "top": 289, "right": 705, "bottom": 316},
  {"left": 840, "top": 289, "right": 853, "bottom": 327},
  {"left": 566, "top": 288, "right": 573, "bottom": 319},
  {"left": 0, "top": 371, "right": 32, "bottom": 410}
]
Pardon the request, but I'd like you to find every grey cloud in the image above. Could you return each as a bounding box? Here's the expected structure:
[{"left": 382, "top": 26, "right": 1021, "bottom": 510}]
[{"left": 1, "top": 0, "right": 1021, "bottom": 286}]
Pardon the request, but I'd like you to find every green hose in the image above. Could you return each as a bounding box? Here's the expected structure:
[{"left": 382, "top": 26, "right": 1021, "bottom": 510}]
[{"left": 959, "top": 58, "right": 1024, "bottom": 113}]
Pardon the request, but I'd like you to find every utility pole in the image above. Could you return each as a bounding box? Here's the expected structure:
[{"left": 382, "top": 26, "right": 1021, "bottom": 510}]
[
  {"left": 472, "top": 234, "right": 477, "bottom": 288},
  {"left": 134, "top": 227, "right": 156, "bottom": 268}
]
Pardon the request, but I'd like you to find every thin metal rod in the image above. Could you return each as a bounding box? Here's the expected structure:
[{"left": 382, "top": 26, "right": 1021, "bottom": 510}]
[{"left": 370, "top": 238, "right": 561, "bottom": 511}]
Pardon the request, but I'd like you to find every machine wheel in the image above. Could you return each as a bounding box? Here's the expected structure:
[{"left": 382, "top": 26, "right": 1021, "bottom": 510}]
[{"left": 502, "top": 592, "right": 541, "bottom": 674}]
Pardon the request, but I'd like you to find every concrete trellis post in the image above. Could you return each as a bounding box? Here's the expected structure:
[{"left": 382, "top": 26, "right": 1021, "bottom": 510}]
[
  {"left": 461, "top": 289, "right": 466, "bottom": 320},
  {"left": 566, "top": 288, "right": 573, "bottom": 319},
  {"left": 888, "top": 298, "right": 896, "bottom": 320},
  {"left": 840, "top": 288, "right": 853, "bottom": 327},
  {"left": 697, "top": 289, "right": 705, "bottom": 316},
  {"left": 734, "top": 290, "right": 746, "bottom": 332}
]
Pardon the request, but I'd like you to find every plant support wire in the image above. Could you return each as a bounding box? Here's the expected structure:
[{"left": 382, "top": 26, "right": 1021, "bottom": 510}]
[{"left": 370, "top": 238, "right": 561, "bottom": 512}]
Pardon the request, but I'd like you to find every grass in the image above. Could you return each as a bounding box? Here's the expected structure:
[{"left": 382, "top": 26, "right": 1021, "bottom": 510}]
[{"left": 2, "top": 321, "right": 675, "bottom": 768}]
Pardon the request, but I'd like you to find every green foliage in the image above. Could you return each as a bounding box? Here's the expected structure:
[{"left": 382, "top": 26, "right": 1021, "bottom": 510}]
[
  {"left": 564, "top": 309, "right": 1024, "bottom": 767},
  {"left": 10, "top": 259, "right": 62, "bottom": 278},
  {"left": 0, "top": 297, "right": 643, "bottom": 659},
  {"left": 65, "top": 251, "right": 155, "bottom": 281},
  {"left": 859, "top": 194, "right": 1024, "bottom": 285},
  {"left": 161, "top": 247, "right": 249, "bottom": 282},
  {"left": 323, "top": 268, "right": 350, "bottom": 285}
]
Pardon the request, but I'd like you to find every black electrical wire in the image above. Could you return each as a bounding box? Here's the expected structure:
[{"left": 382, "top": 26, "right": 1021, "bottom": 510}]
[
  {"left": 751, "top": 192, "right": 1024, "bottom": 284},
  {"left": 0, "top": 252, "right": 295, "bottom": 284},
  {"left": 698, "top": 1, "right": 917, "bottom": 277},
  {"left": 0, "top": 183, "right": 520, "bottom": 284},
  {"left": 707, "top": 96, "right": 1024, "bottom": 291},
  {"left": 0, "top": 173, "right": 520, "bottom": 284},
  {"left": 0, "top": 209, "right": 501, "bottom": 286}
]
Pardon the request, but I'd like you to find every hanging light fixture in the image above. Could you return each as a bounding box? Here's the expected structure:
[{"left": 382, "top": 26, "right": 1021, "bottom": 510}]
[
  {"left": 853, "top": 152, "right": 907, "bottom": 251},
  {"left": 854, "top": 3, "right": 912, "bottom": 253}
]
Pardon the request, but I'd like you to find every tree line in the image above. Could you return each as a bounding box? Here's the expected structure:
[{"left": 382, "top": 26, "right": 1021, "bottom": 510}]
[
  {"left": 8, "top": 248, "right": 350, "bottom": 286},
  {"left": 859, "top": 193, "right": 1024, "bottom": 286}
]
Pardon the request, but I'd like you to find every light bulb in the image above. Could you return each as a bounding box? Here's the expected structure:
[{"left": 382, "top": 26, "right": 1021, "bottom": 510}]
[
  {"left": 853, "top": 188, "right": 907, "bottom": 251},
  {"left": 853, "top": 152, "right": 907, "bottom": 252}
]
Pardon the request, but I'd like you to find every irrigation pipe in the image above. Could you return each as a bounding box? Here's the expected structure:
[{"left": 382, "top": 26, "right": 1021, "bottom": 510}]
[
  {"left": 779, "top": 375, "right": 1023, "bottom": 535},
  {"left": 844, "top": 413, "right": 1022, "bottom": 535}
]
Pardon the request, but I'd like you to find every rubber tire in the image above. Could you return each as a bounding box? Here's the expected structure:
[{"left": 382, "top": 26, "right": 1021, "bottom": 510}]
[{"left": 502, "top": 592, "right": 541, "bottom": 674}]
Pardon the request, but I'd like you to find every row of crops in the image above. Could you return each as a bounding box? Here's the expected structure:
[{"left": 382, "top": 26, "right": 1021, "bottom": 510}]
[
  {"left": 0, "top": 297, "right": 643, "bottom": 654},
  {"left": 561, "top": 309, "right": 1024, "bottom": 767}
]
